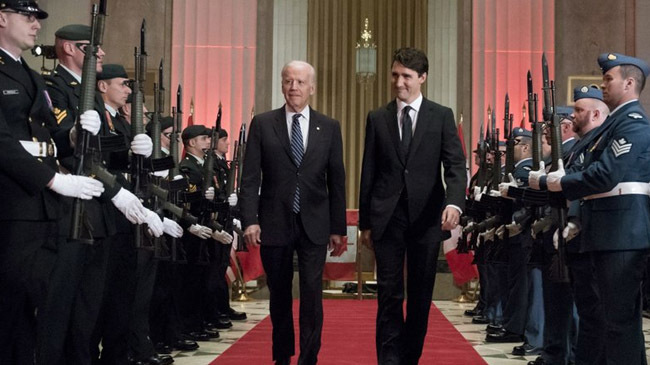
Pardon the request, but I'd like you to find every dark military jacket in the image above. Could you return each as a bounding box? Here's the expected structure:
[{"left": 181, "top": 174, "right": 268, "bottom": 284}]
[{"left": 0, "top": 51, "right": 60, "bottom": 221}]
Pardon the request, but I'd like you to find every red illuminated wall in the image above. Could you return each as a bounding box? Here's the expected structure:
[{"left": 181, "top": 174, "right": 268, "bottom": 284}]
[
  {"left": 171, "top": 0, "right": 257, "bottom": 152},
  {"left": 472, "top": 0, "right": 554, "bottom": 169}
]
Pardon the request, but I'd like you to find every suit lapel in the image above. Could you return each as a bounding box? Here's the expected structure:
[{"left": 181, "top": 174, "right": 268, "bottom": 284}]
[
  {"left": 57, "top": 65, "right": 81, "bottom": 99},
  {"left": 272, "top": 106, "right": 294, "bottom": 163},
  {"left": 303, "top": 107, "right": 321, "bottom": 163},
  {"left": 386, "top": 101, "right": 405, "bottom": 165}
]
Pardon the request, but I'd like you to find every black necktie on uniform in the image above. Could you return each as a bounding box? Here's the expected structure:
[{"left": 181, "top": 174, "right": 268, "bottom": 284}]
[
  {"left": 290, "top": 113, "right": 304, "bottom": 213},
  {"left": 401, "top": 105, "right": 413, "bottom": 156}
]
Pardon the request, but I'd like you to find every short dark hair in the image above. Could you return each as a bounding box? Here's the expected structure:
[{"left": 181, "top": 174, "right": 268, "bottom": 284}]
[
  {"left": 392, "top": 47, "right": 428, "bottom": 76},
  {"left": 620, "top": 64, "right": 646, "bottom": 93}
]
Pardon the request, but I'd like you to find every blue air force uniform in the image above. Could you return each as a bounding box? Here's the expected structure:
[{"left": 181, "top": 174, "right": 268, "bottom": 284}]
[{"left": 559, "top": 53, "right": 650, "bottom": 365}]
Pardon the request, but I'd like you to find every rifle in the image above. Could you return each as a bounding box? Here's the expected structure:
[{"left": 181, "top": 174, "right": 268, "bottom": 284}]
[
  {"left": 542, "top": 53, "right": 569, "bottom": 283},
  {"left": 503, "top": 94, "right": 515, "bottom": 177},
  {"left": 168, "top": 85, "right": 187, "bottom": 263},
  {"left": 70, "top": 0, "right": 116, "bottom": 243},
  {"left": 130, "top": 19, "right": 148, "bottom": 249}
]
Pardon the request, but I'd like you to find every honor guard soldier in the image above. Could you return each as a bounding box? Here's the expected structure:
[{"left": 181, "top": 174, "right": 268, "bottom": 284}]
[
  {"left": 542, "top": 53, "right": 650, "bottom": 365},
  {"left": 178, "top": 125, "right": 232, "bottom": 341},
  {"left": 0, "top": 2, "right": 104, "bottom": 363}
]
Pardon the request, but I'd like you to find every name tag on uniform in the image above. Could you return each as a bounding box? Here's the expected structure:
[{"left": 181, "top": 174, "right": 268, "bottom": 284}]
[{"left": 2, "top": 89, "right": 19, "bottom": 95}]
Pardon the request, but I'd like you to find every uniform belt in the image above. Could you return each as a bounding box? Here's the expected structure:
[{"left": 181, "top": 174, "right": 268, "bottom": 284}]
[
  {"left": 19, "top": 140, "right": 57, "bottom": 158},
  {"left": 583, "top": 182, "right": 650, "bottom": 200}
]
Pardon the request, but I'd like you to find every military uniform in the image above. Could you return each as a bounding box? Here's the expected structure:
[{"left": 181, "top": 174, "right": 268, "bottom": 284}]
[
  {"left": 0, "top": 47, "right": 61, "bottom": 364},
  {"left": 559, "top": 54, "right": 650, "bottom": 364}
]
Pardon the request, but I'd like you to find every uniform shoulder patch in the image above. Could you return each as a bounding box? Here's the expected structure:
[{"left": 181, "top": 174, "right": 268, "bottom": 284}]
[
  {"left": 611, "top": 137, "right": 632, "bottom": 157},
  {"left": 628, "top": 112, "right": 643, "bottom": 119}
]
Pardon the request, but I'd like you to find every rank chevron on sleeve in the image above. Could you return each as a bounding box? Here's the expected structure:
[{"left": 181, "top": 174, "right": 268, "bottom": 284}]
[{"left": 611, "top": 137, "right": 632, "bottom": 157}]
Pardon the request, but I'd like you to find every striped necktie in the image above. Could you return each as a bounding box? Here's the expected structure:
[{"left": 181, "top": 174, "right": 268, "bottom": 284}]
[{"left": 290, "top": 114, "right": 304, "bottom": 213}]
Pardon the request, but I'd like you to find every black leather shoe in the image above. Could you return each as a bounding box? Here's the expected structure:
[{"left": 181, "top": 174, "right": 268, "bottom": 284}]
[
  {"left": 274, "top": 357, "right": 290, "bottom": 365},
  {"left": 154, "top": 342, "right": 173, "bottom": 354},
  {"left": 181, "top": 331, "right": 211, "bottom": 342},
  {"left": 512, "top": 343, "right": 540, "bottom": 356},
  {"left": 486, "top": 323, "right": 503, "bottom": 334},
  {"left": 172, "top": 339, "right": 199, "bottom": 351},
  {"left": 485, "top": 329, "right": 523, "bottom": 343},
  {"left": 203, "top": 327, "right": 220, "bottom": 338},
  {"left": 464, "top": 303, "right": 483, "bottom": 317},
  {"left": 135, "top": 354, "right": 174, "bottom": 365},
  {"left": 228, "top": 308, "right": 247, "bottom": 321},
  {"left": 472, "top": 315, "right": 490, "bottom": 324},
  {"left": 209, "top": 315, "right": 233, "bottom": 329},
  {"left": 528, "top": 357, "right": 546, "bottom": 365}
]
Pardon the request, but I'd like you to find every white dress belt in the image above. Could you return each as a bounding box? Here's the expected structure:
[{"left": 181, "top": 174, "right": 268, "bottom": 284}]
[{"left": 582, "top": 182, "right": 650, "bottom": 200}]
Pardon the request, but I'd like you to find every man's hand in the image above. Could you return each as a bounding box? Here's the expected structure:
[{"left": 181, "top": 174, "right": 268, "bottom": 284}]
[
  {"left": 441, "top": 206, "right": 460, "bottom": 231},
  {"left": 204, "top": 186, "right": 215, "bottom": 201},
  {"left": 563, "top": 221, "right": 580, "bottom": 242},
  {"left": 111, "top": 188, "right": 147, "bottom": 224},
  {"left": 212, "top": 230, "right": 234, "bottom": 245},
  {"left": 359, "top": 229, "right": 373, "bottom": 250},
  {"left": 228, "top": 193, "right": 238, "bottom": 207},
  {"left": 243, "top": 224, "right": 261, "bottom": 247},
  {"left": 143, "top": 209, "right": 164, "bottom": 238},
  {"left": 529, "top": 161, "right": 546, "bottom": 190},
  {"left": 162, "top": 218, "right": 183, "bottom": 238},
  {"left": 48, "top": 173, "right": 104, "bottom": 200},
  {"left": 499, "top": 173, "right": 518, "bottom": 198},
  {"left": 80, "top": 110, "right": 101, "bottom": 135},
  {"left": 131, "top": 134, "right": 153, "bottom": 158},
  {"left": 188, "top": 224, "right": 212, "bottom": 239},
  {"left": 328, "top": 234, "right": 346, "bottom": 257},
  {"left": 547, "top": 160, "right": 565, "bottom": 192}
]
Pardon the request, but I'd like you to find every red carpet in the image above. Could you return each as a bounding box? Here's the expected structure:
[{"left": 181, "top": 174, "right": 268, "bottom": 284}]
[{"left": 211, "top": 300, "right": 486, "bottom": 364}]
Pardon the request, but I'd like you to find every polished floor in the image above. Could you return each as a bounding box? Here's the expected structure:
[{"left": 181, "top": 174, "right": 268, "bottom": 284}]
[{"left": 169, "top": 299, "right": 650, "bottom": 364}]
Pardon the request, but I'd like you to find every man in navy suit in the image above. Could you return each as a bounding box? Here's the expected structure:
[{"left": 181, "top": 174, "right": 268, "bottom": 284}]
[
  {"left": 240, "top": 60, "right": 346, "bottom": 365},
  {"left": 359, "top": 47, "right": 466, "bottom": 364}
]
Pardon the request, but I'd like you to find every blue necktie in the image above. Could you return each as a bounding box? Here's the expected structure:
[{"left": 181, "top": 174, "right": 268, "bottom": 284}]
[{"left": 290, "top": 114, "right": 304, "bottom": 213}]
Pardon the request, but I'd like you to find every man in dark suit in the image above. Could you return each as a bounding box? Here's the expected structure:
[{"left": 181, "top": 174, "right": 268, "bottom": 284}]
[
  {"left": 359, "top": 47, "right": 466, "bottom": 364},
  {"left": 240, "top": 60, "right": 346, "bottom": 365}
]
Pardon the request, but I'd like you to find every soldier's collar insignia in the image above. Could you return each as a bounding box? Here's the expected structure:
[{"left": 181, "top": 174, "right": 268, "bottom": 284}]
[
  {"left": 628, "top": 112, "right": 643, "bottom": 119},
  {"left": 0, "top": 56, "right": 4, "bottom": 65},
  {"left": 70, "top": 81, "right": 78, "bottom": 86}
]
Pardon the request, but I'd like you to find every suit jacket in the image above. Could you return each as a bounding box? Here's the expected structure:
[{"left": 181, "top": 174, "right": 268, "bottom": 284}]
[
  {"left": 239, "top": 106, "right": 346, "bottom": 246},
  {"left": 562, "top": 100, "right": 650, "bottom": 252},
  {"left": 0, "top": 51, "right": 60, "bottom": 221},
  {"left": 359, "top": 98, "right": 466, "bottom": 241}
]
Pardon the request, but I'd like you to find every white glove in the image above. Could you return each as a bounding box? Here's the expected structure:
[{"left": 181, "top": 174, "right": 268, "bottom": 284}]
[
  {"left": 173, "top": 175, "right": 184, "bottom": 181},
  {"left": 153, "top": 169, "right": 168, "bottom": 178},
  {"left": 131, "top": 134, "right": 153, "bottom": 158},
  {"left": 505, "top": 221, "right": 522, "bottom": 237},
  {"left": 143, "top": 209, "right": 164, "bottom": 237},
  {"left": 188, "top": 224, "right": 212, "bottom": 239},
  {"left": 232, "top": 218, "right": 242, "bottom": 230},
  {"left": 499, "top": 173, "right": 518, "bottom": 198},
  {"left": 80, "top": 110, "right": 101, "bottom": 135},
  {"left": 111, "top": 188, "right": 147, "bottom": 224},
  {"left": 553, "top": 229, "right": 560, "bottom": 250},
  {"left": 228, "top": 193, "right": 238, "bottom": 207},
  {"left": 49, "top": 173, "right": 104, "bottom": 200},
  {"left": 488, "top": 189, "right": 501, "bottom": 197},
  {"left": 562, "top": 221, "right": 580, "bottom": 242},
  {"left": 162, "top": 217, "right": 183, "bottom": 238},
  {"left": 204, "top": 186, "right": 215, "bottom": 200},
  {"left": 529, "top": 161, "right": 546, "bottom": 190},
  {"left": 547, "top": 160, "right": 565, "bottom": 192},
  {"left": 496, "top": 225, "right": 505, "bottom": 239},
  {"left": 480, "top": 227, "right": 495, "bottom": 242},
  {"left": 212, "top": 229, "right": 234, "bottom": 245},
  {"left": 474, "top": 186, "right": 486, "bottom": 201}
]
